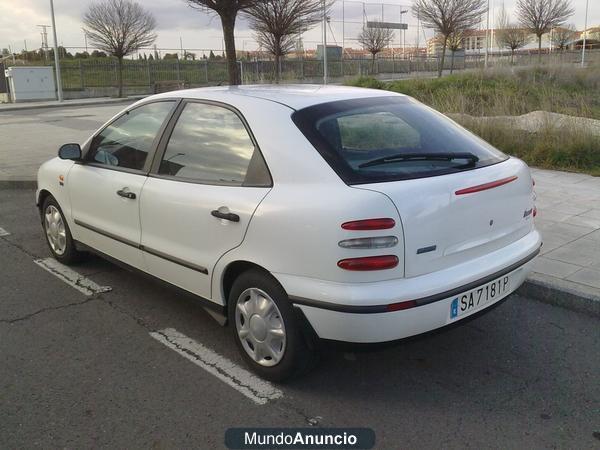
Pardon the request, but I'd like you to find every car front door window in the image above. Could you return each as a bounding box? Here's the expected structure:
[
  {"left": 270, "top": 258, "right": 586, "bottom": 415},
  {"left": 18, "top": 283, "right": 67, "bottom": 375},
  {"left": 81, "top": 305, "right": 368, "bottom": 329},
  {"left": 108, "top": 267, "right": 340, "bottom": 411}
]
[{"left": 88, "top": 101, "right": 175, "bottom": 171}]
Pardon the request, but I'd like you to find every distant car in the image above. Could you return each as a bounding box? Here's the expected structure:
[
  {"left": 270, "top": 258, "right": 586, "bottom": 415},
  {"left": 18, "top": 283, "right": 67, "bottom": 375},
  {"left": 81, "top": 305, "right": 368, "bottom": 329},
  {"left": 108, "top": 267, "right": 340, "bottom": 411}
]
[{"left": 37, "top": 85, "right": 541, "bottom": 380}]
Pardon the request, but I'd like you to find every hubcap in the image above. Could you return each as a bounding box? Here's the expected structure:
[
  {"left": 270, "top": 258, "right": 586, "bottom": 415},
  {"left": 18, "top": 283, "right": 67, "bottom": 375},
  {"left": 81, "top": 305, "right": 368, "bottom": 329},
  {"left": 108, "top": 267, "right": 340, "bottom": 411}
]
[
  {"left": 44, "top": 205, "right": 67, "bottom": 256},
  {"left": 235, "top": 288, "right": 286, "bottom": 367}
]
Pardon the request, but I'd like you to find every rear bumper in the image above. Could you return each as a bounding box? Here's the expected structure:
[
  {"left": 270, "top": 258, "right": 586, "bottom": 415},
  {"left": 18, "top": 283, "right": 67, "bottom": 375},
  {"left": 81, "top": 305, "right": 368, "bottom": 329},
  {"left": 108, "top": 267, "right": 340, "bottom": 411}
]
[{"left": 274, "top": 229, "right": 541, "bottom": 343}]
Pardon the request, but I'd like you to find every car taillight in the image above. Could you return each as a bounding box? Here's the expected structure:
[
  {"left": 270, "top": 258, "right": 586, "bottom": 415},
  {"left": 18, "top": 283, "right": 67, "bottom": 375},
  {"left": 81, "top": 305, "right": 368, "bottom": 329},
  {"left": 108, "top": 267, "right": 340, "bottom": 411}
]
[
  {"left": 341, "top": 218, "right": 395, "bottom": 230},
  {"left": 387, "top": 300, "right": 417, "bottom": 312},
  {"left": 337, "top": 255, "right": 399, "bottom": 271},
  {"left": 338, "top": 236, "right": 398, "bottom": 249}
]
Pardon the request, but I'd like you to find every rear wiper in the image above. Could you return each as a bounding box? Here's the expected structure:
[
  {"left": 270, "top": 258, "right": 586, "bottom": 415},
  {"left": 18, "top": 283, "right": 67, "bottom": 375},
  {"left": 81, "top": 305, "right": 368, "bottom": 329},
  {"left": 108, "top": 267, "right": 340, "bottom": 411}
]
[{"left": 358, "top": 152, "right": 479, "bottom": 169}]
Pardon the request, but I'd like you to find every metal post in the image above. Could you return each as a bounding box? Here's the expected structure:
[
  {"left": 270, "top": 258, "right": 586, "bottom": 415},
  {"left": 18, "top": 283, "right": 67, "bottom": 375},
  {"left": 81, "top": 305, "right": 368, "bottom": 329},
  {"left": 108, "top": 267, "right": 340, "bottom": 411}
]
[
  {"left": 239, "top": 60, "right": 244, "bottom": 85},
  {"left": 146, "top": 59, "right": 151, "bottom": 86},
  {"left": 484, "top": 0, "right": 490, "bottom": 69},
  {"left": 342, "top": 0, "right": 345, "bottom": 77},
  {"left": 323, "top": 0, "right": 328, "bottom": 85},
  {"left": 79, "top": 60, "right": 84, "bottom": 90},
  {"left": 581, "top": 0, "right": 589, "bottom": 67},
  {"left": 416, "top": 5, "right": 420, "bottom": 55},
  {"left": 82, "top": 28, "right": 88, "bottom": 53},
  {"left": 49, "top": 0, "right": 63, "bottom": 102}
]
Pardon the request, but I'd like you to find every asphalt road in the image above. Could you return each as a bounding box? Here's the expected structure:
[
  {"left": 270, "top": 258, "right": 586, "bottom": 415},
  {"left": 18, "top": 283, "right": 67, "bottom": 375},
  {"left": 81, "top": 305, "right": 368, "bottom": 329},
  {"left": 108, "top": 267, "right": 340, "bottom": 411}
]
[{"left": 1, "top": 188, "right": 599, "bottom": 449}]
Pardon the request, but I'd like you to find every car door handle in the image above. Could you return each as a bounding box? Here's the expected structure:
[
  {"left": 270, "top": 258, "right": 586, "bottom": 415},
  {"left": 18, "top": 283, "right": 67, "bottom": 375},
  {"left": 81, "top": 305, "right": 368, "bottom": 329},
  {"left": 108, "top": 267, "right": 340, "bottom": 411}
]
[
  {"left": 211, "top": 209, "right": 240, "bottom": 222},
  {"left": 116, "top": 189, "right": 136, "bottom": 200}
]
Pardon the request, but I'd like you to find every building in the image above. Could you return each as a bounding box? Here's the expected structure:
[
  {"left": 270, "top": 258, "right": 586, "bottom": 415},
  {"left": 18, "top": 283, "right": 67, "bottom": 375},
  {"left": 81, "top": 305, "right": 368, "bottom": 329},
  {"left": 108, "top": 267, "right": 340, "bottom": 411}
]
[
  {"left": 316, "top": 45, "right": 343, "bottom": 60},
  {"left": 425, "top": 26, "right": 599, "bottom": 56}
]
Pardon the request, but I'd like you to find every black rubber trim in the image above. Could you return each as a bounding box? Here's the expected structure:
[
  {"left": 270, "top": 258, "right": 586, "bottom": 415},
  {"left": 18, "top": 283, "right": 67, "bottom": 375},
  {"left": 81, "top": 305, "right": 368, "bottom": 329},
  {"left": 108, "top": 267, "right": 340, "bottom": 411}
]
[
  {"left": 74, "top": 219, "right": 209, "bottom": 275},
  {"left": 74, "top": 219, "right": 139, "bottom": 248},
  {"left": 143, "top": 246, "right": 209, "bottom": 275},
  {"left": 290, "top": 246, "right": 541, "bottom": 314},
  {"left": 320, "top": 294, "right": 513, "bottom": 349}
]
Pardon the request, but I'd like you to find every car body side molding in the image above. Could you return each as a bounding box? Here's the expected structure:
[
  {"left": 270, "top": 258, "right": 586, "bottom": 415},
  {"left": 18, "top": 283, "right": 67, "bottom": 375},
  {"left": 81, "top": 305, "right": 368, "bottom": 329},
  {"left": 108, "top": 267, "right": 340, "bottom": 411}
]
[{"left": 74, "top": 218, "right": 209, "bottom": 275}]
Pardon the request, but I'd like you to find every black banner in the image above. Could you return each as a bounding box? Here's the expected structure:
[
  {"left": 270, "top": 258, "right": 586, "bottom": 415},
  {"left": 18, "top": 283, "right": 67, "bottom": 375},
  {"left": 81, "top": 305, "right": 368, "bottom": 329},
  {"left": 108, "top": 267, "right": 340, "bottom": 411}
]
[{"left": 225, "top": 428, "right": 375, "bottom": 449}]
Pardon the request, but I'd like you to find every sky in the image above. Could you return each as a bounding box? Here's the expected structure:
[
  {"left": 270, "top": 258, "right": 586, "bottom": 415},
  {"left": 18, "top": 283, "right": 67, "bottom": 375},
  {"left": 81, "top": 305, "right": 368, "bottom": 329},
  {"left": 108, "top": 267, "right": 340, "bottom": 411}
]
[{"left": 1, "top": 0, "right": 598, "bottom": 56}]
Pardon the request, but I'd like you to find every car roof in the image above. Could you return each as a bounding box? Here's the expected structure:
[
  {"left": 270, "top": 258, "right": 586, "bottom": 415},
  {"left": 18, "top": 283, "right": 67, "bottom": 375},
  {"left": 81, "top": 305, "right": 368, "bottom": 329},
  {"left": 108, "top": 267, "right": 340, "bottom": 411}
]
[{"left": 152, "top": 84, "right": 403, "bottom": 111}]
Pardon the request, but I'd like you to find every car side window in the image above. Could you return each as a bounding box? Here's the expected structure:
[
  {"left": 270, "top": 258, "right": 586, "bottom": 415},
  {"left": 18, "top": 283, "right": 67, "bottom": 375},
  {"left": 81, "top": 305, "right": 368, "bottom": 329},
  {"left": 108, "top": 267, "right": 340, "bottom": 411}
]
[
  {"left": 87, "top": 101, "right": 175, "bottom": 171},
  {"left": 158, "top": 102, "right": 270, "bottom": 186}
]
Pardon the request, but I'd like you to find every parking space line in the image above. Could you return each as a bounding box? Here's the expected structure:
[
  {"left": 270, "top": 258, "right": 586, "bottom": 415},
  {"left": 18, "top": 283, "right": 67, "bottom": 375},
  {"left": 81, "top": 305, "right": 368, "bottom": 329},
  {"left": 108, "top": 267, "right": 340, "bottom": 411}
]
[
  {"left": 33, "top": 257, "right": 112, "bottom": 296},
  {"left": 150, "top": 328, "right": 283, "bottom": 405},
  {"left": 0, "top": 227, "right": 10, "bottom": 236}
]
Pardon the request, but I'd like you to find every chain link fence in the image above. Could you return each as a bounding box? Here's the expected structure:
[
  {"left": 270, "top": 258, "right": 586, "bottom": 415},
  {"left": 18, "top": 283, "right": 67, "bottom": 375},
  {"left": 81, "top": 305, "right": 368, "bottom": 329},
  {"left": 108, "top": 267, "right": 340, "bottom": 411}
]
[{"left": 20, "top": 49, "right": 599, "bottom": 98}]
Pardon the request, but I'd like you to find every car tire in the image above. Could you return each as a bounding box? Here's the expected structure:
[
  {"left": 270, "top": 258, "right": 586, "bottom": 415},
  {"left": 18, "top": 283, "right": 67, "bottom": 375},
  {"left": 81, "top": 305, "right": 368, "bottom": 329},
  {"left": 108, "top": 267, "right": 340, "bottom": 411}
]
[
  {"left": 228, "top": 269, "right": 317, "bottom": 382},
  {"left": 41, "top": 195, "right": 83, "bottom": 265}
]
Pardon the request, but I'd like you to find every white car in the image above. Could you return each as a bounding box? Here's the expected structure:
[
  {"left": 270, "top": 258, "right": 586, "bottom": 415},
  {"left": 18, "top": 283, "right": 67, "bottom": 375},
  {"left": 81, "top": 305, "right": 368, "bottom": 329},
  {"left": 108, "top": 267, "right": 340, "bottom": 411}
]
[{"left": 37, "top": 85, "right": 541, "bottom": 380}]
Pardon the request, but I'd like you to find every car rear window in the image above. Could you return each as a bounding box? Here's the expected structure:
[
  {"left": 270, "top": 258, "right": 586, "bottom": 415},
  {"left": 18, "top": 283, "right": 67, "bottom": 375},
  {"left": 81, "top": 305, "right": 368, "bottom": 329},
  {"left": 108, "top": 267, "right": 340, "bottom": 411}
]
[{"left": 292, "top": 96, "right": 508, "bottom": 184}]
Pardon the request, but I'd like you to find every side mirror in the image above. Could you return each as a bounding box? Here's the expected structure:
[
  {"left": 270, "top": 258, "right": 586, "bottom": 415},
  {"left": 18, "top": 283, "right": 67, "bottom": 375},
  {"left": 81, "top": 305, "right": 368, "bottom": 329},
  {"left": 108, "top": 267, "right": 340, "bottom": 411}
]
[{"left": 58, "top": 143, "right": 82, "bottom": 161}]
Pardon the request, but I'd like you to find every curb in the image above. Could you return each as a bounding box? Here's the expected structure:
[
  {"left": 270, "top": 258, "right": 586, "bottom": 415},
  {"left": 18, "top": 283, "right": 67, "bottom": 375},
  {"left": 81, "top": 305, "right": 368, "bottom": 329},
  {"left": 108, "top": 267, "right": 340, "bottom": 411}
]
[
  {"left": 518, "top": 272, "right": 600, "bottom": 317},
  {"left": 0, "top": 180, "right": 37, "bottom": 189},
  {"left": 0, "top": 96, "right": 145, "bottom": 112}
]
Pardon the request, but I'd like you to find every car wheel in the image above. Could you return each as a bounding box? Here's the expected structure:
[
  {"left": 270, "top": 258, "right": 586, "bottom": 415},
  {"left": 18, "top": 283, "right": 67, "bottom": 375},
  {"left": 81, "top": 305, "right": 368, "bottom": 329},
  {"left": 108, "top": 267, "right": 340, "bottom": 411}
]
[
  {"left": 228, "top": 269, "right": 317, "bottom": 381},
  {"left": 42, "top": 195, "right": 83, "bottom": 265}
]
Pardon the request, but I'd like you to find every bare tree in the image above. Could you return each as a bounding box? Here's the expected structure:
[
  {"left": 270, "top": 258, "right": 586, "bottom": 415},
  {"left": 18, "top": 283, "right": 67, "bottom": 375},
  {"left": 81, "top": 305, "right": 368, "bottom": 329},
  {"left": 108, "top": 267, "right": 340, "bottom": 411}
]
[
  {"left": 551, "top": 23, "right": 576, "bottom": 50},
  {"left": 496, "top": 6, "right": 530, "bottom": 64},
  {"left": 447, "top": 31, "right": 463, "bottom": 74},
  {"left": 516, "top": 0, "right": 574, "bottom": 61},
  {"left": 412, "top": 0, "right": 487, "bottom": 77},
  {"left": 357, "top": 24, "right": 394, "bottom": 73},
  {"left": 246, "top": 0, "right": 333, "bottom": 82},
  {"left": 83, "top": 0, "right": 156, "bottom": 97},
  {"left": 187, "top": 0, "right": 260, "bottom": 85}
]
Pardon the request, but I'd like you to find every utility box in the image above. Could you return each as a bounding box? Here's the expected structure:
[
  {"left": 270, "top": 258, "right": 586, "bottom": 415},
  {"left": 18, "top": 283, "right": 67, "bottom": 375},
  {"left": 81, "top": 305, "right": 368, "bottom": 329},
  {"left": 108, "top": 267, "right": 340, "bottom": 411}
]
[
  {"left": 5, "top": 66, "right": 56, "bottom": 102},
  {"left": 0, "top": 63, "right": 7, "bottom": 103}
]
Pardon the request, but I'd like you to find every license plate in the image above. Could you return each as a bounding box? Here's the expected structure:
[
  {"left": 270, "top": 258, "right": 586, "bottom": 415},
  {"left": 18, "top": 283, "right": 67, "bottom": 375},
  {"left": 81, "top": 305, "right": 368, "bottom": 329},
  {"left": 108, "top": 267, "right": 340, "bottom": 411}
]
[{"left": 450, "top": 275, "right": 510, "bottom": 320}]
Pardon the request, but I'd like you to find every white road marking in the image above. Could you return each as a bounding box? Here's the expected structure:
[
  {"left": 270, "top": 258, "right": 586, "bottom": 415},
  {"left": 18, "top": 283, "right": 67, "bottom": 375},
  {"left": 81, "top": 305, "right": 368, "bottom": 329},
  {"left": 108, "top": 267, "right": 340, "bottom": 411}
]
[
  {"left": 0, "top": 227, "right": 10, "bottom": 236},
  {"left": 150, "top": 328, "right": 283, "bottom": 405},
  {"left": 33, "top": 257, "right": 112, "bottom": 296}
]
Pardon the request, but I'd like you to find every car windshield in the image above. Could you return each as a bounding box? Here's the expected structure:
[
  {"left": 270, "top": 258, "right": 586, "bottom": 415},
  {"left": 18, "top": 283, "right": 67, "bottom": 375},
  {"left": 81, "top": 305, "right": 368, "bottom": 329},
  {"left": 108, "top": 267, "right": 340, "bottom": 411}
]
[{"left": 292, "top": 96, "right": 508, "bottom": 184}]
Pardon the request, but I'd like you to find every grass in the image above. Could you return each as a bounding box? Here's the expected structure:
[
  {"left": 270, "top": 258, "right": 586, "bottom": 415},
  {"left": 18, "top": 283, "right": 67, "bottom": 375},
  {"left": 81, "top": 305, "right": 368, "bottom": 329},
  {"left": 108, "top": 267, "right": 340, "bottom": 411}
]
[
  {"left": 347, "top": 65, "right": 600, "bottom": 175},
  {"left": 459, "top": 118, "right": 600, "bottom": 176}
]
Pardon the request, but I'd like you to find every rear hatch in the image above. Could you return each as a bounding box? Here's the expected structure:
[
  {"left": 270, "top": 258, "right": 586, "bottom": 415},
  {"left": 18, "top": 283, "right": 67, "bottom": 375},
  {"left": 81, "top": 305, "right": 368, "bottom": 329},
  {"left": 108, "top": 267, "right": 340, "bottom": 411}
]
[
  {"left": 292, "top": 94, "right": 536, "bottom": 278},
  {"left": 357, "top": 157, "right": 534, "bottom": 277}
]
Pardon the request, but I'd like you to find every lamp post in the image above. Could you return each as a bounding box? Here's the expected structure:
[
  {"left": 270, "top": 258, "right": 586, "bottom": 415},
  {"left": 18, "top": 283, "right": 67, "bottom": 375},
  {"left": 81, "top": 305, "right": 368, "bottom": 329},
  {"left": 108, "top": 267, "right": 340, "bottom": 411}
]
[
  {"left": 400, "top": 9, "right": 408, "bottom": 58},
  {"left": 484, "top": 0, "right": 490, "bottom": 68},
  {"left": 49, "top": 0, "right": 63, "bottom": 102},
  {"left": 82, "top": 28, "right": 88, "bottom": 54},
  {"left": 581, "top": 0, "right": 589, "bottom": 67},
  {"left": 323, "top": 0, "right": 328, "bottom": 85}
]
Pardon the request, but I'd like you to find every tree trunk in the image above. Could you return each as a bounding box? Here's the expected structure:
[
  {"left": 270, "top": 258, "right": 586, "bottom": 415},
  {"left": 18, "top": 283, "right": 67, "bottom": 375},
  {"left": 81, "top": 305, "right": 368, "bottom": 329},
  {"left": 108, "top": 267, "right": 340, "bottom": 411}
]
[
  {"left": 510, "top": 49, "right": 514, "bottom": 65},
  {"left": 371, "top": 53, "right": 376, "bottom": 74},
  {"left": 275, "top": 54, "right": 281, "bottom": 83},
  {"left": 438, "top": 36, "right": 448, "bottom": 78},
  {"left": 450, "top": 50, "right": 455, "bottom": 74},
  {"left": 220, "top": 13, "right": 240, "bottom": 85},
  {"left": 538, "top": 35, "right": 542, "bottom": 63},
  {"left": 117, "top": 56, "right": 123, "bottom": 98}
]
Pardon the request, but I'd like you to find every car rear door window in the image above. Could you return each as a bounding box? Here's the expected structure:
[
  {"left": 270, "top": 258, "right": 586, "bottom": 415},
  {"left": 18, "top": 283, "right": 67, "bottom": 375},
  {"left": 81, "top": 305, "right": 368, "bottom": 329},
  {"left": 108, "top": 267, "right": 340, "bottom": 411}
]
[
  {"left": 87, "top": 101, "right": 175, "bottom": 171},
  {"left": 158, "top": 102, "right": 270, "bottom": 186}
]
